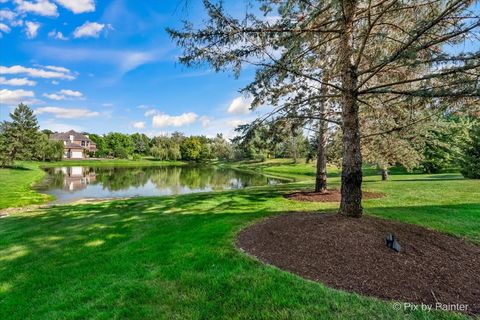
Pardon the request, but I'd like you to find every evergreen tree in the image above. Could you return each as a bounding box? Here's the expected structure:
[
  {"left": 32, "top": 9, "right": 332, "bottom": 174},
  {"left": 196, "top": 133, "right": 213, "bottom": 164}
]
[
  {"left": 1, "top": 103, "right": 39, "bottom": 166},
  {"left": 169, "top": 0, "right": 480, "bottom": 217}
]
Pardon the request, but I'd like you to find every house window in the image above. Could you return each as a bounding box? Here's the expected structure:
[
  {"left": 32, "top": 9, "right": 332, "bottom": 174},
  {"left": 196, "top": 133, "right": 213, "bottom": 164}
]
[{"left": 81, "top": 141, "right": 85, "bottom": 146}]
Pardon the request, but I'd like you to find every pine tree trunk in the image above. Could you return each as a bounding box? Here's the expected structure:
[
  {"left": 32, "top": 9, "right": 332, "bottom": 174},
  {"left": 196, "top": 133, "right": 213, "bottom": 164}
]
[
  {"left": 315, "top": 75, "right": 329, "bottom": 193},
  {"left": 292, "top": 137, "right": 298, "bottom": 164},
  {"left": 381, "top": 168, "right": 389, "bottom": 181},
  {"left": 338, "top": 0, "right": 363, "bottom": 218},
  {"left": 291, "top": 127, "right": 298, "bottom": 164},
  {"left": 315, "top": 121, "right": 328, "bottom": 193}
]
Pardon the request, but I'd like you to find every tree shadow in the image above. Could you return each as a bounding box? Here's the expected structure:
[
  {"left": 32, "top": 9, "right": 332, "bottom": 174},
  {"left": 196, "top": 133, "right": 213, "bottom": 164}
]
[
  {"left": 389, "top": 173, "right": 465, "bottom": 182},
  {"left": 0, "top": 190, "right": 478, "bottom": 318},
  {"left": 1, "top": 165, "right": 32, "bottom": 171}
]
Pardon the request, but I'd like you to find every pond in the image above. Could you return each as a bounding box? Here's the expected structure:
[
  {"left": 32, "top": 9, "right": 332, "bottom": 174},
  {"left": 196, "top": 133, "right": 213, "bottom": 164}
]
[{"left": 35, "top": 166, "right": 287, "bottom": 203}]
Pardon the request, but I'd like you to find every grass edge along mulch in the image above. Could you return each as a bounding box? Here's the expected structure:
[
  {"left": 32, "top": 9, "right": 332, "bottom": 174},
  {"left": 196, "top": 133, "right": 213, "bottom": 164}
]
[
  {"left": 283, "top": 189, "right": 384, "bottom": 202},
  {"left": 236, "top": 212, "right": 480, "bottom": 316}
]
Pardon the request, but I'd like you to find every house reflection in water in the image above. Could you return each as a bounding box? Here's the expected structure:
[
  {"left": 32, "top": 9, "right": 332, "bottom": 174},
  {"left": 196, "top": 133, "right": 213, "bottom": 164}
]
[{"left": 55, "top": 166, "right": 97, "bottom": 192}]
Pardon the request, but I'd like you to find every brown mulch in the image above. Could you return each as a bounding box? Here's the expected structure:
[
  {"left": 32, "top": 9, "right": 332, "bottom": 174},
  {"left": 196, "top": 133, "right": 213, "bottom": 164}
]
[
  {"left": 284, "top": 189, "right": 383, "bottom": 202},
  {"left": 236, "top": 213, "right": 480, "bottom": 315}
]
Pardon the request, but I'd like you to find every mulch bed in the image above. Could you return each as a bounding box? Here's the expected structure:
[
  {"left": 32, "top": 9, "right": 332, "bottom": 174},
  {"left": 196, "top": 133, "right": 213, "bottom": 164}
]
[
  {"left": 236, "top": 213, "right": 480, "bottom": 315},
  {"left": 284, "top": 189, "right": 383, "bottom": 202}
]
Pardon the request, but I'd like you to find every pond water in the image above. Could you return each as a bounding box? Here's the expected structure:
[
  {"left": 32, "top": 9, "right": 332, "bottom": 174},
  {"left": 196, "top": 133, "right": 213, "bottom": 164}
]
[{"left": 35, "top": 166, "right": 287, "bottom": 203}]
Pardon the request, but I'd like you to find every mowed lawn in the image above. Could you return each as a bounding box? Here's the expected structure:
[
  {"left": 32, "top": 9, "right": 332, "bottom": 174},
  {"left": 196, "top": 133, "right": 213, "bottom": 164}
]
[
  {"left": 0, "top": 162, "right": 52, "bottom": 210},
  {"left": 0, "top": 161, "right": 479, "bottom": 319}
]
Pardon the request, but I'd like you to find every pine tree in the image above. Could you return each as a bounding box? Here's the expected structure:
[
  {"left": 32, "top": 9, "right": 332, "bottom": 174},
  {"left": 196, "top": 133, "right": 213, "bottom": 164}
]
[
  {"left": 169, "top": 0, "right": 480, "bottom": 217},
  {"left": 1, "top": 103, "right": 40, "bottom": 165}
]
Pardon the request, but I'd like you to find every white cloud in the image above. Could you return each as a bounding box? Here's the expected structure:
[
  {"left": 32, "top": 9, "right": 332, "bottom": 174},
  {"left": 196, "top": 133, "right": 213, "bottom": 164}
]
[
  {"left": 43, "top": 89, "right": 83, "bottom": 100},
  {"left": 11, "top": 20, "right": 24, "bottom": 27},
  {"left": 14, "top": 0, "right": 58, "bottom": 17},
  {"left": 133, "top": 121, "right": 145, "bottom": 129},
  {"left": 25, "top": 21, "right": 40, "bottom": 38},
  {"left": 227, "top": 96, "right": 253, "bottom": 115},
  {"left": 0, "top": 88, "right": 35, "bottom": 105},
  {"left": 34, "top": 106, "right": 99, "bottom": 118},
  {"left": 34, "top": 46, "right": 164, "bottom": 75},
  {"left": 48, "top": 29, "right": 68, "bottom": 40},
  {"left": 73, "top": 21, "right": 110, "bottom": 38},
  {"left": 44, "top": 65, "right": 70, "bottom": 73},
  {"left": 137, "top": 104, "right": 148, "bottom": 109},
  {"left": 0, "top": 65, "right": 75, "bottom": 80},
  {"left": 0, "top": 23, "right": 11, "bottom": 33},
  {"left": 40, "top": 119, "right": 84, "bottom": 132},
  {"left": 226, "top": 119, "right": 247, "bottom": 128},
  {"left": 43, "top": 93, "right": 64, "bottom": 100},
  {"left": 152, "top": 112, "right": 198, "bottom": 128},
  {"left": 51, "top": 80, "right": 59, "bottom": 85},
  {"left": 144, "top": 109, "right": 158, "bottom": 117},
  {"left": 59, "top": 89, "right": 82, "bottom": 97},
  {"left": 102, "top": 102, "right": 113, "bottom": 107},
  {"left": 0, "top": 9, "right": 16, "bottom": 21},
  {"left": 54, "top": 0, "right": 95, "bottom": 14},
  {"left": 0, "top": 77, "right": 36, "bottom": 86},
  {"left": 199, "top": 116, "right": 211, "bottom": 128}
]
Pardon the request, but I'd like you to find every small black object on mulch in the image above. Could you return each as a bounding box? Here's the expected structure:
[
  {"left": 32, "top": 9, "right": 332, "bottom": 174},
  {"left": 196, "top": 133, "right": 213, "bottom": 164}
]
[
  {"left": 385, "top": 233, "right": 401, "bottom": 252},
  {"left": 236, "top": 213, "right": 480, "bottom": 315},
  {"left": 283, "top": 190, "right": 383, "bottom": 202}
]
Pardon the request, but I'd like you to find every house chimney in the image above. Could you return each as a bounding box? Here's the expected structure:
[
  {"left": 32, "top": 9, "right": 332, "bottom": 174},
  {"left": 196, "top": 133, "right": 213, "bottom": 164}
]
[{"left": 69, "top": 135, "right": 74, "bottom": 142}]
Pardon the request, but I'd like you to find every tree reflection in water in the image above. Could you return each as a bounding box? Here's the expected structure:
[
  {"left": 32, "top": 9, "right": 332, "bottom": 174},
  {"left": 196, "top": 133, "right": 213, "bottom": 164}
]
[{"left": 37, "top": 166, "right": 287, "bottom": 203}]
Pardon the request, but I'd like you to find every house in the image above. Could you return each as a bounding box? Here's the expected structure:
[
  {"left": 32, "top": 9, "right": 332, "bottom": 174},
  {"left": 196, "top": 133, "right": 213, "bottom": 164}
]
[
  {"left": 49, "top": 130, "right": 97, "bottom": 159},
  {"left": 54, "top": 166, "right": 97, "bottom": 191}
]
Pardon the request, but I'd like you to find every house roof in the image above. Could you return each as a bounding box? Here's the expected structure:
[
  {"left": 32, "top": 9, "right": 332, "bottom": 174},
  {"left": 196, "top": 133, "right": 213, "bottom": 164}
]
[
  {"left": 49, "top": 130, "right": 94, "bottom": 143},
  {"left": 65, "top": 142, "right": 84, "bottom": 149}
]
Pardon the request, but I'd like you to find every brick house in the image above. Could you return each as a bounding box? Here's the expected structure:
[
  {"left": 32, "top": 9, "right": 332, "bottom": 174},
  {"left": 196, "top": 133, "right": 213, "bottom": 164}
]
[{"left": 49, "top": 130, "right": 97, "bottom": 159}]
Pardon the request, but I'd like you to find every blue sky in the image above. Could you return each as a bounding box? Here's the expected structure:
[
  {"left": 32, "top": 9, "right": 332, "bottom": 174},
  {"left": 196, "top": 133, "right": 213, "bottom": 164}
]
[{"left": 0, "top": 0, "right": 263, "bottom": 137}]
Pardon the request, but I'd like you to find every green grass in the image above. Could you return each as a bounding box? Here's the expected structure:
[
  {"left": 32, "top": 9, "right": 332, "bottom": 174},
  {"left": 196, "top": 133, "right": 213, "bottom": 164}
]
[
  {"left": 0, "top": 160, "right": 479, "bottom": 319},
  {"left": 0, "top": 162, "right": 53, "bottom": 209}
]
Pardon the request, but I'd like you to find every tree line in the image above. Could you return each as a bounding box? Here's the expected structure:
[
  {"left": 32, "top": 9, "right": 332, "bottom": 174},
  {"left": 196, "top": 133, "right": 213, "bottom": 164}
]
[{"left": 1, "top": 103, "right": 478, "bottom": 182}]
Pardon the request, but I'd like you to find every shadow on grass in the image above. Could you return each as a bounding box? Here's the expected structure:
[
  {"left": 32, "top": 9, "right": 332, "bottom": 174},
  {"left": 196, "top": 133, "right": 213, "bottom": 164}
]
[
  {"left": 0, "top": 189, "right": 478, "bottom": 319},
  {"left": 1, "top": 165, "right": 32, "bottom": 171},
  {"left": 390, "top": 174, "right": 465, "bottom": 182}
]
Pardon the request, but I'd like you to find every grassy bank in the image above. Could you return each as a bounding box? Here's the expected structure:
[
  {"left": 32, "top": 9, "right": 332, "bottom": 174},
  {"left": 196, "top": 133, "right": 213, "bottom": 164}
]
[
  {"left": 0, "top": 160, "right": 479, "bottom": 319},
  {"left": 0, "top": 162, "right": 52, "bottom": 210}
]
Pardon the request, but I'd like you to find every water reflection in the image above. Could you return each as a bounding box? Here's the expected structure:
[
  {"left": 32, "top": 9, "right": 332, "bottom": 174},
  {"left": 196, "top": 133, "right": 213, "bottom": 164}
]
[{"left": 36, "top": 166, "right": 286, "bottom": 203}]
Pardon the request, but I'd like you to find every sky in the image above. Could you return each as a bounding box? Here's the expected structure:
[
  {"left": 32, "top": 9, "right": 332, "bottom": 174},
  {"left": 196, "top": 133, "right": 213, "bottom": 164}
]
[{"left": 0, "top": 0, "right": 264, "bottom": 138}]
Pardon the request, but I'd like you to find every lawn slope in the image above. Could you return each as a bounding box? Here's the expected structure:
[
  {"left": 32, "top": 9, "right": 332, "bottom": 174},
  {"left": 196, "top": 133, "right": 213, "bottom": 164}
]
[{"left": 0, "top": 162, "right": 52, "bottom": 210}]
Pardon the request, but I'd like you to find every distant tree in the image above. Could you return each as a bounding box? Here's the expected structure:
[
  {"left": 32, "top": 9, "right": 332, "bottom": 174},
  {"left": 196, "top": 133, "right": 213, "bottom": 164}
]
[
  {"left": 88, "top": 134, "right": 107, "bottom": 157},
  {"left": 211, "top": 134, "right": 232, "bottom": 160},
  {"left": 151, "top": 145, "right": 169, "bottom": 161},
  {"left": 460, "top": 122, "right": 480, "bottom": 179},
  {"left": 170, "top": 131, "right": 185, "bottom": 145},
  {"left": 151, "top": 135, "right": 181, "bottom": 161},
  {"left": 422, "top": 117, "right": 471, "bottom": 173},
  {"left": 115, "top": 147, "right": 130, "bottom": 159},
  {"left": 196, "top": 135, "right": 213, "bottom": 160},
  {"left": 131, "top": 133, "right": 151, "bottom": 155},
  {"left": 0, "top": 103, "right": 39, "bottom": 166},
  {"left": 234, "top": 123, "right": 271, "bottom": 161},
  {"left": 35, "top": 134, "right": 64, "bottom": 162},
  {"left": 180, "top": 137, "right": 202, "bottom": 161},
  {"left": 104, "top": 133, "right": 134, "bottom": 158}
]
